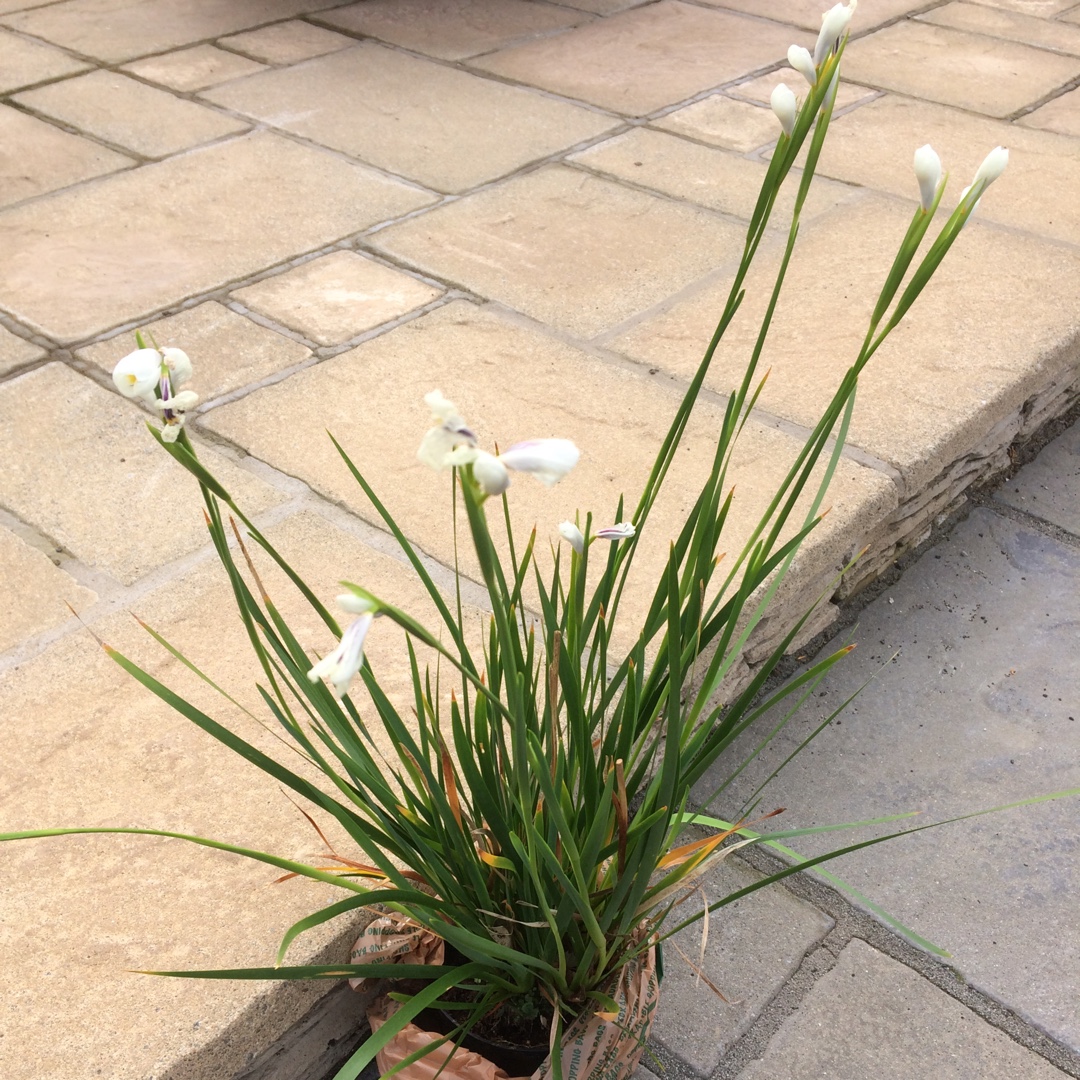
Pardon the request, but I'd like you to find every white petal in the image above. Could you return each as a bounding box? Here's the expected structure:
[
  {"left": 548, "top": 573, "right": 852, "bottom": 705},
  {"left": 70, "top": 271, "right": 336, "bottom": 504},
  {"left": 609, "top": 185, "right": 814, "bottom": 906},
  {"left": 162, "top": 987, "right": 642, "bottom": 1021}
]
[
  {"left": 913, "top": 143, "right": 942, "bottom": 212},
  {"left": 161, "top": 347, "right": 192, "bottom": 387},
  {"left": 112, "top": 348, "right": 161, "bottom": 399},
  {"left": 813, "top": 0, "right": 856, "bottom": 68},
  {"left": 307, "top": 613, "right": 373, "bottom": 698},
  {"left": 424, "top": 389, "right": 458, "bottom": 424},
  {"left": 337, "top": 592, "right": 376, "bottom": 615},
  {"left": 787, "top": 44, "right": 816, "bottom": 86},
  {"left": 595, "top": 523, "right": 636, "bottom": 541},
  {"left": 498, "top": 439, "right": 579, "bottom": 486},
  {"left": 418, "top": 426, "right": 461, "bottom": 470},
  {"left": 418, "top": 390, "right": 476, "bottom": 469},
  {"left": 160, "top": 420, "right": 183, "bottom": 443},
  {"left": 972, "top": 145, "right": 1008, "bottom": 189},
  {"left": 169, "top": 390, "right": 199, "bottom": 411},
  {"left": 558, "top": 521, "right": 585, "bottom": 554},
  {"left": 770, "top": 83, "right": 798, "bottom": 137},
  {"left": 472, "top": 450, "right": 510, "bottom": 495}
]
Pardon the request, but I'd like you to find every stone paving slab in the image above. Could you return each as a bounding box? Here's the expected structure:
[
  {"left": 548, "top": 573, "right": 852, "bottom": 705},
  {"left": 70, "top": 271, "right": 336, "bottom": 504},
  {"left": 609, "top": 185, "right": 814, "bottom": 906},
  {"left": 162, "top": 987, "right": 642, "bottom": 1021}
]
[
  {"left": 738, "top": 940, "right": 1072, "bottom": 1079},
  {"left": 570, "top": 127, "right": 859, "bottom": 223},
  {"left": 471, "top": 2, "right": 812, "bottom": 117},
  {"left": 610, "top": 193, "right": 1080, "bottom": 494},
  {"left": 76, "top": 302, "right": 313, "bottom": 402},
  {"left": 15, "top": 69, "right": 248, "bottom": 159},
  {"left": 0, "top": 525, "right": 95, "bottom": 652},
  {"left": 230, "top": 251, "right": 444, "bottom": 348},
  {"left": 202, "top": 43, "right": 617, "bottom": 194},
  {"left": 918, "top": 0, "right": 1080, "bottom": 55},
  {"left": 372, "top": 166, "right": 745, "bottom": 338},
  {"left": 0, "top": 132, "right": 433, "bottom": 343},
  {"left": 0, "top": 322, "right": 44, "bottom": 377},
  {"left": 842, "top": 20, "right": 1080, "bottom": 119},
  {"left": 122, "top": 44, "right": 268, "bottom": 92},
  {"left": 817, "top": 94, "right": 1080, "bottom": 245},
  {"left": 652, "top": 859, "right": 832, "bottom": 1075},
  {"left": 1, "top": 1, "right": 1079, "bottom": 1077},
  {"left": 650, "top": 95, "right": 785, "bottom": 154},
  {"left": 722, "top": 68, "right": 876, "bottom": 111},
  {"left": 996, "top": 422, "right": 1080, "bottom": 534},
  {"left": 220, "top": 19, "right": 355, "bottom": 65},
  {"left": 200, "top": 300, "right": 896, "bottom": 651},
  {"left": 979, "top": 0, "right": 1078, "bottom": 17},
  {"left": 696, "top": 0, "right": 929, "bottom": 33},
  {"left": 0, "top": 505, "right": 477, "bottom": 1080},
  {"left": 697, "top": 504, "right": 1080, "bottom": 1051},
  {"left": 315, "top": 0, "right": 594, "bottom": 62},
  {"left": 0, "top": 364, "right": 285, "bottom": 585},
  {"left": 0, "top": 103, "right": 133, "bottom": 210},
  {"left": 0, "top": 0, "right": 337, "bottom": 63},
  {"left": 1021, "top": 85, "right": 1080, "bottom": 137},
  {"left": 0, "top": 26, "right": 88, "bottom": 93}
]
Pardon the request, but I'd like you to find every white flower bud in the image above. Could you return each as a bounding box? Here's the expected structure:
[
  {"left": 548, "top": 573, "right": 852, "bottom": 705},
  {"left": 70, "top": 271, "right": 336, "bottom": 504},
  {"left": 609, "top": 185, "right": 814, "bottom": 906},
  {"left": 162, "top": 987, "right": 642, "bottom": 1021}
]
[
  {"left": 913, "top": 144, "right": 942, "bottom": 212},
  {"left": 337, "top": 592, "right": 376, "bottom": 615},
  {"left": 161, "top": 347, "right": 192, "bottom": 387},
  {"left": 112, "top": 348, "right": 161, "bottom": 400},
  {"left": 498, "top": 439, "right": 579, "bottom": 486},
  {"left": 471, "top": 450, "right": 511, "bottom": 496},
  {"left": 595, "top": 523, "right": 636, "bottom": 541},
  {"left": 558, "top": 521, "right": 585, "bottom": 554},
  {"left": 972, "top": 145, "right": 1008, "bottom": 189},
  {"left": 770, "top": 82, "right": 798, "bottom": 137},
  {"left": 787, "top": 44, "right": 817, "bottom": 86},
  {"left": 814, "top": 0, "right": 857, "bottom": 67}
]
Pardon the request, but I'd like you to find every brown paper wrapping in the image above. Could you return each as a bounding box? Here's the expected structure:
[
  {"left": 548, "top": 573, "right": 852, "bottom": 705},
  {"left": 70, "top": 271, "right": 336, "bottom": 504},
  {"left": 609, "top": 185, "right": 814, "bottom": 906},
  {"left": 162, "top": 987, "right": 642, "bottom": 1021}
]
[
  {"left": 369, "top": 997, "right": 530, "bottom": 1080},
  {"left": 348, "top": 914, "right": 446, "bottom": 992},
  {"left": 351, "top": 914, "right": 659, "bottom": 1080}
]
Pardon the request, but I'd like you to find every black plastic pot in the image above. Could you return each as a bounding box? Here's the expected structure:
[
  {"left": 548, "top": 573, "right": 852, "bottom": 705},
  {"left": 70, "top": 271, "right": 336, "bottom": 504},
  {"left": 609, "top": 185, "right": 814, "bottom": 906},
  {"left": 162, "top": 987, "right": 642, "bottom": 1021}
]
[
  {"left": 412, "top": 1003, "right": 548, "bottom": 1078},
  {"left": 413, "top": 947, "right": 549, "bottom": 1078}
]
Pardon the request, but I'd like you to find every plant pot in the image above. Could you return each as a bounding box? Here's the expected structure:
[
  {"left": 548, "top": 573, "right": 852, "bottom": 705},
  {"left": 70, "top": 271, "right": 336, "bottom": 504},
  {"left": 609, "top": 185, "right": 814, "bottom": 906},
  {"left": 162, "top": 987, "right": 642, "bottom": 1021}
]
[{"left": 412, "top": 1003, "right": 549, "bottom": 1079}]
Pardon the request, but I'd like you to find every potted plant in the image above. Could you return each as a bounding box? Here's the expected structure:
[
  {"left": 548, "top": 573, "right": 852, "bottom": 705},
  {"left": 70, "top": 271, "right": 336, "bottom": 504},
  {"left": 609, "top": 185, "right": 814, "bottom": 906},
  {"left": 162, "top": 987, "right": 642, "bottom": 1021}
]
[{"left": 2, "top": 7, "right": 1034, "bottom": 1079}]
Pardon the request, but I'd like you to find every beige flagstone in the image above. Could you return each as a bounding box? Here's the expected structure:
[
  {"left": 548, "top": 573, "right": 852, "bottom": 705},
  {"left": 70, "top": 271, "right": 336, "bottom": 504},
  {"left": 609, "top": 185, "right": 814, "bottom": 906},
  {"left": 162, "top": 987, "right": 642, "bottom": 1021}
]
[
  {"left": 0, "top": 364, "right": 285, "bottom": 585},
  {"left": 840, "top": 20, "right": 1080, "bottom": 118},
  {"left": 0, "top": 526, "right": 96, "bottom": 652},
  {"left": 815, "top": 94, "right": 1080, "bottom": 246},
  {"left": 570, "top": 127, "right": 860, "bottom": 223},
  {"left": 471, "top": 1, "right": 812, "bottom": 117},
  {"left": 0, "top": 132, "right": 434, "bottom": 343},
  {"left": 219, "top": 19, "right": 355, "bottom": 64},
  {"left": 0, "top": 104, "right": 132, "bottom": 210},
  {"left": 0, "top": 26, "right": 87, "bottom": 92},
  {"left": 202, "top": 42, "right": 619, "bottom": 194},
  {"left": 14, "top": 70, "right": 248, "bottom": 159},
  {"left": 0, "top": 323, "right": 44, "bottom": 376},
  {"left": 1, "top": 0, "right": 336, "bottom": 62},
  {"left": 372, "top": 165, "right": 746, "bottom": 338},
  {"left": 917, "top": 0, "right": 1080, "bottom": 55},
  {"left": 200, "top": 300, "right": 897, "bottom": 652},
  {"left": 1019, "top": 86, "right": 1080, "bottom": 137},
  {"left": 121, "top": 44, "right": 267, "bottom": 91},
  {"left": 231, "top": 251, "right": 444, "bottom": 347},
  {"left": 609, "top": 194, "right": 1080, "bottom": 493},
  {"left": 76, "top": 302, "right": 313, "bottom": 402},
  {"left": 651, "top": 95, "right": 786, "bottom": 154},
  {"left": 315, "top": 0, "right": 593, "bottom": 62}
]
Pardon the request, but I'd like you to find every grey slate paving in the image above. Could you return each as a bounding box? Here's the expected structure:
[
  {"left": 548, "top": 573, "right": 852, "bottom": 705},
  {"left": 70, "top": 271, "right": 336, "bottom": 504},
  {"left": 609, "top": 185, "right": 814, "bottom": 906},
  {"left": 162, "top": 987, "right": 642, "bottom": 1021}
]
[
  {"left": 737, "top": 939, "right": 1072, "bottom": 1080},
  {"left": 996, "top": 423, "right": 1080, "bottom": 537},
  {"left": 695, "top": 497, "right": 1080, "bottom": 1053},
  {"left": 651, "top": 859, "right": 833, "bottom": 1075}
]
